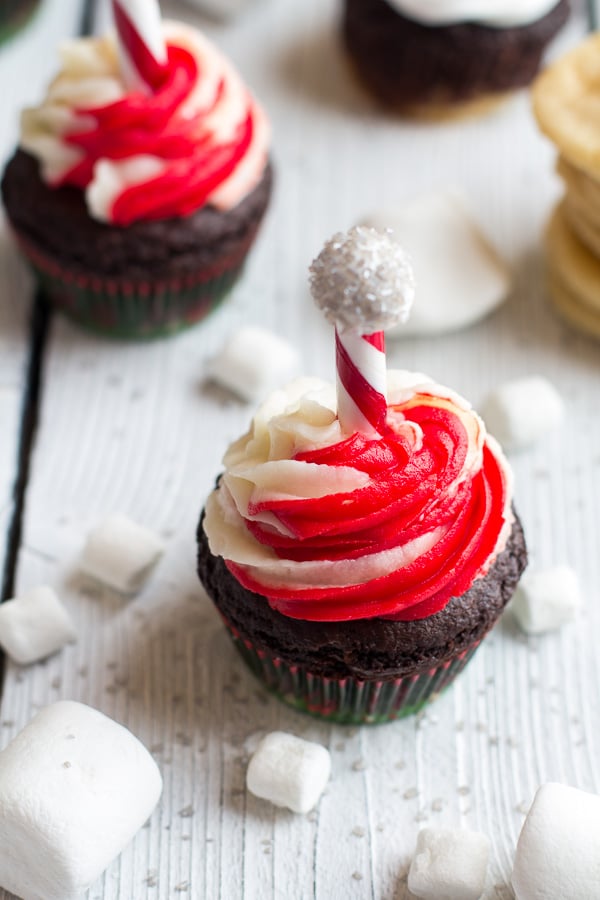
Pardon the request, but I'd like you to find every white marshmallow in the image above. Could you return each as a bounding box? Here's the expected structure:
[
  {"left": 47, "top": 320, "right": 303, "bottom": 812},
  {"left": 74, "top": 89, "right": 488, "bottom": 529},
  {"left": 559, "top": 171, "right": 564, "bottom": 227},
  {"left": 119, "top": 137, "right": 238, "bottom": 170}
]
[
  {"left": 361, "top": 191, "right": 511, "bottom": 337},
  {"left": 511, "top": 566, "right": 581, "bottom": 634},
  {"left": 0, "top": 586, "right": 77, "bottom": 665},
  {"left": 246, "top": 731, "right": 331, "bottom": 814},
  {"left": 80, "top": 514, "right": 165, "bottom": 594},
  {"left": 481, "top": 375, "right": 564, "bottom": 451},
  {"left": 0, "top": 701, "right": 162, "bottom": 900},
  {"left": 512, "top": 783, "right": 600, "bottom": 900},
  {"left": 208, "top": 326, "right": 300, "bottom": 402},
  {"left": 408, "top": 827, "right": 490, "bottom": 900}
]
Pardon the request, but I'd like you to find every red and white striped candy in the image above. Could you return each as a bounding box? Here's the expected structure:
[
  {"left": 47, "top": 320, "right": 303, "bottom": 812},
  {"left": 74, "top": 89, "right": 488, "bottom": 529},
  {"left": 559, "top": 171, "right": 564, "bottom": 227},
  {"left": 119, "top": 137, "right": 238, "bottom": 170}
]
[
  {"left": 112, "top": 0, "right": 168, "bottom": 93},
  {"left": 335, "top": 330, "right": 387, "bottom": 436},
  {"left": 310, "top": 226, "right": 415, "bottom": 437}
]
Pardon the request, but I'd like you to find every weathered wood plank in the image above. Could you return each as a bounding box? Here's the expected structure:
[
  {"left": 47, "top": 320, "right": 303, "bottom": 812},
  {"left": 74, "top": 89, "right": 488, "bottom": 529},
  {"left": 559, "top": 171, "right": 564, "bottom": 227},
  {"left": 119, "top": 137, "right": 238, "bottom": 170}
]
[
  {"left": 0, "top": 2, "right": 597, "bottom": 899},
  {"left": 0, "top": 0, "right": 95, "bottom": 609},
  {"left": 0, "top": 0, "right": 85, "bottom": 585}
]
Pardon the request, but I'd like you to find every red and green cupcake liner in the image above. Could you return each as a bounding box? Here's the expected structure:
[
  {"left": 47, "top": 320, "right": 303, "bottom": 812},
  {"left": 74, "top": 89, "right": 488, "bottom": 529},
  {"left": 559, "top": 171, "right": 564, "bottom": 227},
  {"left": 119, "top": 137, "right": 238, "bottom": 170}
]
[
  {"left": 14, "top": 229, "right": 258, "bottom": 340},
  {"left": 223, "top": 618, "right": 481, "bottom": 725},
  {"left": 0, "top": 0, "right": 39, "bottom": 45}
]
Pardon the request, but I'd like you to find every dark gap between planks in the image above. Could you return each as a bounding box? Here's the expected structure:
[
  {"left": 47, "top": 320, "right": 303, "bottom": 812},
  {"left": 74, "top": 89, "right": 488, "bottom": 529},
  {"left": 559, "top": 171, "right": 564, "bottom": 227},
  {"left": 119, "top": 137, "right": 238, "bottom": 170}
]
[
  {"left": 1, "top": 294, "right": 50, "bottom": 605},
  {"left": 0, "top": 0, "right": 97, "bottom": 692}
]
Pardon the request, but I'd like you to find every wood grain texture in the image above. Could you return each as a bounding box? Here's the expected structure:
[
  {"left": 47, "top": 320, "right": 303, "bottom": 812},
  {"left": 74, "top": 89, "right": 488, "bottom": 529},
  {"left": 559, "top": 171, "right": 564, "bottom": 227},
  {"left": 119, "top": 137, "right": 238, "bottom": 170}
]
[
  {"left": 1, "top": 1, "right": 598, "bottom": 899},
  {"left": 0, "top": 0, "right": 84, "bottom": 583}
]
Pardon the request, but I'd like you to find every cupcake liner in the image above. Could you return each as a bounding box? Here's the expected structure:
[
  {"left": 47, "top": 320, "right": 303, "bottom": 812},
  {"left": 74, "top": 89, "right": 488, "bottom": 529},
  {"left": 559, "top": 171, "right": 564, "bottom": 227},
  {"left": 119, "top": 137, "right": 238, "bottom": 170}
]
[
  {"left": 0, "top": 0, "right": 39, "bottom": 45},
  {"left": 222, "top": 617, "right": 481, "bottom": 725},
  {"left": 14, "top": 228, "right": 259, "bottom": 340}
]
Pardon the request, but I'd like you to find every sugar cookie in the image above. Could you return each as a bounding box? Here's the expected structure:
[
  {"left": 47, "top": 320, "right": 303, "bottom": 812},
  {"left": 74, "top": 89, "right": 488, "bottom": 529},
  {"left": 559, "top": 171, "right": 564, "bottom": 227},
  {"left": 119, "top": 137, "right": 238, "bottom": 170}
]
[
  {"left": 545, "top": 205, "right": 600, "bottom": 315},
  {"left": 546, "top": 271, "right": 600, "bottom": 340},
  {"left": 533, "top": 33, "right": 600, "bottom": 179}
]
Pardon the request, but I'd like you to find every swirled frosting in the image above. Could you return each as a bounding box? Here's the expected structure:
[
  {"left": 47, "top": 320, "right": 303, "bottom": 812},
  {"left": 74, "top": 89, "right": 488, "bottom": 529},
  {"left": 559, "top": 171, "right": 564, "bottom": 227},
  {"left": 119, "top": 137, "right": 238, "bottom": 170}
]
[
  {"left": 204, "top": 371, "right": 514, "bottom": 623},
  {"left": 384, "top": 0, "right": 561, "bottom": 27},
  {"left": 19, "top": 21, "right": 269, "bottom": 226}
]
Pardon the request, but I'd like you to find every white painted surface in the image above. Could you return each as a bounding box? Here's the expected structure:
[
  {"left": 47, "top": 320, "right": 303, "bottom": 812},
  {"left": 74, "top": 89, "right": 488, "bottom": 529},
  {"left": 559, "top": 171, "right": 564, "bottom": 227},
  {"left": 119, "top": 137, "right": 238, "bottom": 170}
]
[
  {"left": 0, "top": 0, "right": 83, "bottom": 576},
  {"left": 1, "top": 1, "right": 599, "bottom": 899}
]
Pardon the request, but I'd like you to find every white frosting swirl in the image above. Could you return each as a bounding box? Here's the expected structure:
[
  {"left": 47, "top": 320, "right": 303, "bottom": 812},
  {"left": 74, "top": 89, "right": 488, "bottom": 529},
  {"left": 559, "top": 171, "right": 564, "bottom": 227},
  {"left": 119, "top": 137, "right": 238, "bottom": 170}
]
[
  {"left": 383, "top": 0, "right": 561, "bottom": 27},
  {"left": 204, "top": 371, "right": 511, "bottom": 595},
  {"left": 19, "top": 21, "right": 269, "bottom": 223}
]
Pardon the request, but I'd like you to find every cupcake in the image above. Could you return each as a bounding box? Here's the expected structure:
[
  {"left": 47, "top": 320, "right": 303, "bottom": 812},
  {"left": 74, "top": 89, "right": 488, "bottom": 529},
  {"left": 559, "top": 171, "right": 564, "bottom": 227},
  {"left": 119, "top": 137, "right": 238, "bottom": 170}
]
[
  {"left": 0, "top": 0, "right": 39, "bottom": 45},
  {"left": 1, "top": 8, "right": 271, "bottom": 339},
  {"left": 342, "top": 0, "right": 570, "bottom": 118},
  {"left": 197, "top": 228, "right": 527, "bottom": 724}
]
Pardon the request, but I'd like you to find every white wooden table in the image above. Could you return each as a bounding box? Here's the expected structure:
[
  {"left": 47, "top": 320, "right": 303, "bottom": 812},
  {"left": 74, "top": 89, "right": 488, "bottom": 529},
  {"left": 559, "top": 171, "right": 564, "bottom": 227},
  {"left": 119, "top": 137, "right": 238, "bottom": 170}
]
[{"left": 0, "top": 1, "right": 598, "bottom": 898}]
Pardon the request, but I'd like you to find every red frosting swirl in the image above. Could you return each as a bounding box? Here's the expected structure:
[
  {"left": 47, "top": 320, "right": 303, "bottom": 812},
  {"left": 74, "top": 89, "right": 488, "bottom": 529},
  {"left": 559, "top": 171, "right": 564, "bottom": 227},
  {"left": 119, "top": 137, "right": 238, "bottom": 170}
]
[
  {"left": 216, "top": 389, "right": 512, "bottom": 622},
  {"left": 61, "top": 44, "right": 254, "bottom": 225},
  {"left": 20, "top": 24, "right": 269, "bottom": 226}
]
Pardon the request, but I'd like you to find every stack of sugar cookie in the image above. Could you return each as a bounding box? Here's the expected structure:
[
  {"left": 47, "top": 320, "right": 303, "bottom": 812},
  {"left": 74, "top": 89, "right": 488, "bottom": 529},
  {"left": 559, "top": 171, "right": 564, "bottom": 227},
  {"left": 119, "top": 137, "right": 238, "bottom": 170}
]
[{"left": 532, "top": 33, "right": 600, "bottom": 340}]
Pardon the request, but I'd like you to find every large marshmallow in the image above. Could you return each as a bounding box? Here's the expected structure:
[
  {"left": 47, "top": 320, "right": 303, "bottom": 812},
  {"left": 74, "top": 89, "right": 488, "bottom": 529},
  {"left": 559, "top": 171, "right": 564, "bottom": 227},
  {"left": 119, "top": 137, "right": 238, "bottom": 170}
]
[
  {"left": 0, "top": 701, "right": 162, "bottom": 900},
  {"left": 246, "top": 731, "right": 331, "bottom": 814},
  {"left": 361, "top": 191, "right": 511, "bottom": 337},
  {"left": 208, "top": 325, "right": 300, "bottom": 402},
  {"left": 511, "top": 566, "right": 581, "bottom": 634},
  {"left": 80, "top": 514, "right": 165, "bottom": 594},
  {"left": 408, "top": 827, "right": 490, "bottom": 900},
  {"left": 0, "top": 586, "right": 77, "bottom": 665},
  {"left": 512, "top": 783, "right": 600, "bottom": 900},
  {"left": 481, "top": 375, "right": 564, "bottom": 451}
]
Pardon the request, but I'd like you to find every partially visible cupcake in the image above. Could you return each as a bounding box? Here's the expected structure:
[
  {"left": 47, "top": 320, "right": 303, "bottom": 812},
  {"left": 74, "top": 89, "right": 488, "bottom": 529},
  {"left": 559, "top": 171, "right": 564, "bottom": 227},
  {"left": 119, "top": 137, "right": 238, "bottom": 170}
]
[
  {"left": 1, "top": 19, "right": 271, "bottom": 339},
  {"left": 197, "top": 229, "right": 527, "bottom": 724},
  {"left": 0, "top": 0, "right": 39, "bottom": 45},
  {"left": 342, "top": 0, "right": 570, "bottom": 118}
]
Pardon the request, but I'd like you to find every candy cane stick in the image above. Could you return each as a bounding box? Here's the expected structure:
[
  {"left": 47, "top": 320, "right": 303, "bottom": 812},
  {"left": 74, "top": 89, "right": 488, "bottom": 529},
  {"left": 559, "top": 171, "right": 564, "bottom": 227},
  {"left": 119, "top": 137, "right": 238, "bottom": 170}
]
[
  {"left": 335, "top": 329, "right": 387, "bottom": 435},
  {"left": 112, "top": 0, "right": 168, "bottom": 93},
  {"left": 310, "top": 226, "right": 415, "bottom": 437}
]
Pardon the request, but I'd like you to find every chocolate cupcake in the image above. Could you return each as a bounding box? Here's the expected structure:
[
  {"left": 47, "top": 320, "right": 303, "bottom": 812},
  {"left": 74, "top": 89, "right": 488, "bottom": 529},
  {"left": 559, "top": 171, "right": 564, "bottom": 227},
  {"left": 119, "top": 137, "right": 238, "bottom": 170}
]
[
  {"left": 1, "top": 19, "right": 272, "bottom": 339},
  {"left": 342, "top": 0, "right": 570, "bottom": 118},
  {"left": 198, "top": 509, "right": 526, "bottom": 723},
  {"left": 196, "top": 229, "right": 527, "bottom": 723}
]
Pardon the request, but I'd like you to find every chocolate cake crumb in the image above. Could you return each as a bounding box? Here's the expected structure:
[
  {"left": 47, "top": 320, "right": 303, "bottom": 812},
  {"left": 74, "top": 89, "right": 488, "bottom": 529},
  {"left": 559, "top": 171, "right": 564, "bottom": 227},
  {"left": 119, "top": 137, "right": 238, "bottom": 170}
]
[
  {"left": 2, "top": 150, "right": 273, "bottom": 279},
  {"left": 196, "top": 507, "right": 527, "bottom": 682},
  {"left": 342, "top": 0, "right": 570, "bottom": 110}
]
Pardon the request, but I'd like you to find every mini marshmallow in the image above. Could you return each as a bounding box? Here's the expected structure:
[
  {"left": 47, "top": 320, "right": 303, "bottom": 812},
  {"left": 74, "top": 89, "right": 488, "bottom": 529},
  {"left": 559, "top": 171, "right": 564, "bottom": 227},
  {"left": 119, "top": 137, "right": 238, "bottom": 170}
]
[
  {"left": 0, "top": 701, "right": 162, "bottom": 900},
  {"left": 408, "top": 827, "right": 490, "bottom": 900},
  {"left": 361, "top": 190, "right": 511, "bottom": 337},
  {"left": 246, "top": 731, "right": 331, "bottom": 814},
  {"left": 512, "top": 783, "right": 600, "bottom": 900},
  {"left": 208, "top": 325, "right": 300, "bottom": 402},
  {"left": 80, "top": 514, "right": 165, "bottom": 594},
  {"left": 481, "top": 375, "right": 564, "bottom": 451},
  {"left": 511, "top": 566, "right": 581, "bottom": 634},
  {"left": 0, "top": 585, "right": 77, "bottom": 665}
]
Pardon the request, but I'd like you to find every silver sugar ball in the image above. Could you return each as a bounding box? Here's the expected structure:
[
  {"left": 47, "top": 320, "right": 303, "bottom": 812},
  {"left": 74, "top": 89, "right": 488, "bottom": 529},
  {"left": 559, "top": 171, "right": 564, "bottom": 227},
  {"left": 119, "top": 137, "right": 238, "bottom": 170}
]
[{"left": 309, "top": 225, "right": 415, "bottom": 334}]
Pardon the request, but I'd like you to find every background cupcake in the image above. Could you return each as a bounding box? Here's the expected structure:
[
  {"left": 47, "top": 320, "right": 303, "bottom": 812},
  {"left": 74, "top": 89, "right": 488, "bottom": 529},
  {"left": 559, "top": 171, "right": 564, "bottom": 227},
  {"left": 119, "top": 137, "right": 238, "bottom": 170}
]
[
  {"left": 342, "top": 0, "right": 570, "bottom": 118},
  {"left": 197, "top": 229, "right": 527, "bottom": 724},
  {"left": 1, "top": 2, "right": 272, "bottom": 339}
]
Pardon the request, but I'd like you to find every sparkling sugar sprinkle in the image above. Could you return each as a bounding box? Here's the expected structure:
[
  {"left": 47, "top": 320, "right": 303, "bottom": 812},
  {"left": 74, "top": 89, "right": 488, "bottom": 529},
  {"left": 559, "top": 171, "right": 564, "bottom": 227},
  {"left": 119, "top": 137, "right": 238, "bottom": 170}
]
[{"left": 309, "top": 226, "right": 415, "bottom": 334}]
